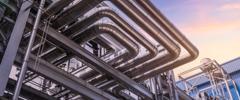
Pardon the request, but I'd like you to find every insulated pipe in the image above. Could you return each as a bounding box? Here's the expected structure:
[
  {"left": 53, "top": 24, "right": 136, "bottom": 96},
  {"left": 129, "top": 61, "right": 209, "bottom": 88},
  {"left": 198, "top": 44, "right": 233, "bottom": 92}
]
[
  {"left": 64, "top": 9, "right": 158, "bottom": 81},
  {"left": 95, "top": 0, "right": 198, "bottom": 91}
]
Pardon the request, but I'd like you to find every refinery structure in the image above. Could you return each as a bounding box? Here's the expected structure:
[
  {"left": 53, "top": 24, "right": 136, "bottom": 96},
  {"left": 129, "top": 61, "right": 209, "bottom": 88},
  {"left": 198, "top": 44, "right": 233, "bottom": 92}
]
[{"left": 0, "top": 0, "right": 239, "bottom": 100}]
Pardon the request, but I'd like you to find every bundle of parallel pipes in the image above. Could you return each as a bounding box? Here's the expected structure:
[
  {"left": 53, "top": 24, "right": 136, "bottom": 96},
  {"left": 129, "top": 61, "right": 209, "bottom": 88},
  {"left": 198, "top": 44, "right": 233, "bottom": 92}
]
[{"left": 0, "top": 0, "right": 198, "bottom": 100}]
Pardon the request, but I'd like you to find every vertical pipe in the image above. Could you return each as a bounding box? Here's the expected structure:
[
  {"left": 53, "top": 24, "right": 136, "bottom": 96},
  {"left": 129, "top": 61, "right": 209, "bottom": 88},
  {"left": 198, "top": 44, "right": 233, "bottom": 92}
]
[
  {"left": 13, "top": 0, "right": 45, "bottom": 99},
  {"left": 171, "top": 71, "right": 179, "bottom": 100},
  {"left": 219, "top": 83, "right": 226, "bottom": 99},
  {"left": 214, "top": 60, "right": 233, "bottom": 100},
  {"left": 220, "top": 69, "right": 233, "bottom": 100},
  {"left": 231, "top": 80, "right": 240, "bottom": 99},
  {"left": 167, "top": 72, "right": 174, "bottom": 100}
]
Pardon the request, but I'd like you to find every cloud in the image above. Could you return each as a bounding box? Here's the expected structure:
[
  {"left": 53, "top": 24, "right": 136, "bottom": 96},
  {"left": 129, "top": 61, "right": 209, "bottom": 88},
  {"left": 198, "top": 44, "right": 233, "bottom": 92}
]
[
  {"left": 221, "top": 3, "right": 240, "bottom": 11},
  {"left": 180, "top": 20, "right": 240, "bottom": 35}
]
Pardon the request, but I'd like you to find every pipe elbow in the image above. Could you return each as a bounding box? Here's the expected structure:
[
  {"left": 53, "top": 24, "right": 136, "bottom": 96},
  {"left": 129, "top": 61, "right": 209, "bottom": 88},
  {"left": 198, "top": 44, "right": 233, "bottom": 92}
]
[
  {"left": 171, "top": 45, "right": 181, "bottom": 59},
  {"left": 191, "top": 47, "right": 199, "bottom": 60}
]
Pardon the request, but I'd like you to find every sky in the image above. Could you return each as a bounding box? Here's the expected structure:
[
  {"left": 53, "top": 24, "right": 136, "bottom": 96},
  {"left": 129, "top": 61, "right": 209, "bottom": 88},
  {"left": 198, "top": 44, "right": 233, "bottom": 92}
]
[{"left": 151, "top": 0, "right": 240, "bottom": 77}]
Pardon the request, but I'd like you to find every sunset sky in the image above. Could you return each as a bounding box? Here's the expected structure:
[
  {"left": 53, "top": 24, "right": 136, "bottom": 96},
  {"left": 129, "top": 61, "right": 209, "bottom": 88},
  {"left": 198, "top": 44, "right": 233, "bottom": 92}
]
[{"left": 151, "top": 0, "right": 240, "bottom": 76}]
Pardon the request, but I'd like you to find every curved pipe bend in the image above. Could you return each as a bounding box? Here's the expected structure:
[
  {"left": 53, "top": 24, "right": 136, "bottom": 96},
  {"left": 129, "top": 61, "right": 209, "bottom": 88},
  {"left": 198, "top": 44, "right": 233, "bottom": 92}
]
[
  {"left": 97, "top": 0, "right": 199, "bottom": 93},
  {"left": 48, "top": 0, "right": 183, "bottom": 96},
  {"left": 64, "top": 9, "right": 159, "bottom": 81},
  {"left": 59, "top": 0, "right": 180, "bottom": 86},
  {"left": 52, "top": 0, "right": 181, "bottom": 73},
  {"left": 134, "top": 0, "right": 199, "bottom": 81},
  {"left": 87, "top": 0, "right": 181, "bottom": 87},
  {"left": 73, "top": 24, "right": 140, "bottom": 80}
]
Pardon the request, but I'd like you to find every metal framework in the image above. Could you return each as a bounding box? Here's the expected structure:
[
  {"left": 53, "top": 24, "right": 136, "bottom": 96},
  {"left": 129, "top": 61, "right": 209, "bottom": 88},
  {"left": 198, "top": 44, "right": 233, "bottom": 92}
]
[
  {"left": 178, "top": 58, "right": 240, "bottom": 100},
  {"left": 0, "top": 0, "right": 199, "bottom": 99}
]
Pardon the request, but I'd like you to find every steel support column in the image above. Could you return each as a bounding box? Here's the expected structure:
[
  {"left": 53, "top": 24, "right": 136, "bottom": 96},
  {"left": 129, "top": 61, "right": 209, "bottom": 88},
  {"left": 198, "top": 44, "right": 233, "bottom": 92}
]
[{"left": 0, "top": 0, "right": 32, "bottom": 96}]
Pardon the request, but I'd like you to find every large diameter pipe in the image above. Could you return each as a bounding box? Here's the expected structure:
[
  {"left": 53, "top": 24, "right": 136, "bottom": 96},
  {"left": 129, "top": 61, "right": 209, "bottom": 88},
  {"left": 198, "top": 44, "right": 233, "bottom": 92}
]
[
  {"left": 64, "top": 9, "right": 158, "bottom": 81},
  {"left": 13, "top": 0, "right": 46, "bottom": 99}
]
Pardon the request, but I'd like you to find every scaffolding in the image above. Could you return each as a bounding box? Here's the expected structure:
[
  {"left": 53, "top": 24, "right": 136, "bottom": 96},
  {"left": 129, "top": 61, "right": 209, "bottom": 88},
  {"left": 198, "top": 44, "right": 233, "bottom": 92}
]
[{"left": 178, "top": 58, "right": 240, "bottom": 100}]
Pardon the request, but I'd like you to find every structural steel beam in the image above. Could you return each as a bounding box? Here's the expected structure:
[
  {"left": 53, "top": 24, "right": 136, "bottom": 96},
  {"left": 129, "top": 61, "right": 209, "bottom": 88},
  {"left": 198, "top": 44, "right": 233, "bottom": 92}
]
[
  {"left": 47, "top": 27, "right": 153, "bottom": 99},
  {"left": 0, "top": 0, "right": 32, "bottom": 96},
  {"left": 5, "top": 78, "right": 57, "bottom": 100},
  {"left": 15, "top": 49, "right": 118, "bottom": 100},
  {"left": 26, "top": 19, "right": 153, "bottom": 99}
]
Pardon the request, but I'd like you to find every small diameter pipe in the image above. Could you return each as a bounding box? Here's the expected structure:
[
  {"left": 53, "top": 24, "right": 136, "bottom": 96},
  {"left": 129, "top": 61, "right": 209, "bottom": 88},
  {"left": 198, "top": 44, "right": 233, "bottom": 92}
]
[{"left": 13, "top": 0, "right": 45, "bottom": 99}]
